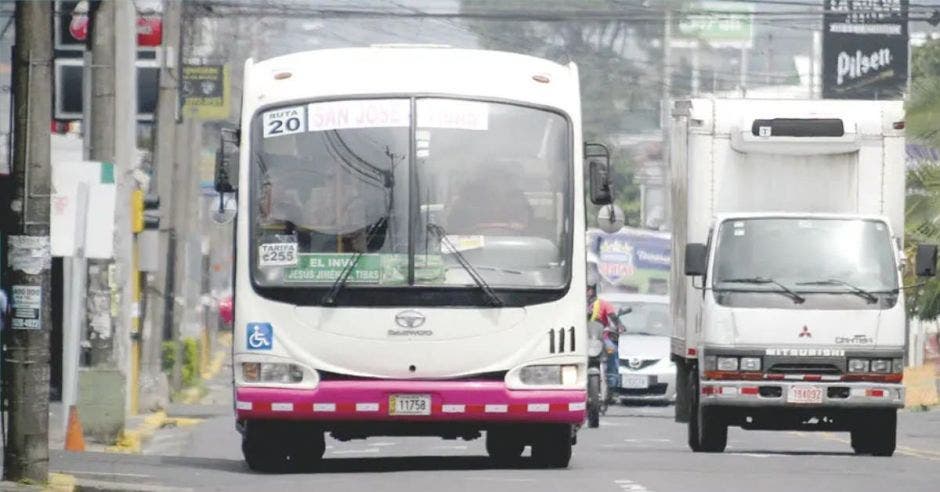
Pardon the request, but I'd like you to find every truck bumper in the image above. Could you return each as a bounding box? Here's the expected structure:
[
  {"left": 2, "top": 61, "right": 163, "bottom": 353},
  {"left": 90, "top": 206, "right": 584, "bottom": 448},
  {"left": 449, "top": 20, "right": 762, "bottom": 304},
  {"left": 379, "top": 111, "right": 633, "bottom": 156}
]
[
  {"left": 699, "top": 380, "right": 904, "bottom": 409},
  {"left": 235, "top": 381, "right": 587, "bottom": 424}
]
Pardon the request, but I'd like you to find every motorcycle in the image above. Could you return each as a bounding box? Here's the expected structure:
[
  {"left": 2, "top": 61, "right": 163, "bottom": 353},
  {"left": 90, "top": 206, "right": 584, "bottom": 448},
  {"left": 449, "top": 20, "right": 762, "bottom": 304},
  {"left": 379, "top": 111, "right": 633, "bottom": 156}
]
[{"left": 586, "top": 320, "right": 607, "bottom": 428}]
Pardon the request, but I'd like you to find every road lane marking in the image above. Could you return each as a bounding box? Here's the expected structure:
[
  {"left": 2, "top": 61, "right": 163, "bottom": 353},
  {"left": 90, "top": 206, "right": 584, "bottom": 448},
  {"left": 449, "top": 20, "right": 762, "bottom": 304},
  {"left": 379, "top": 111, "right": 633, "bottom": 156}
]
[
  {"left": 429, "top": 445, "right": 468, "bottom": 451},
  {"left": 370, "top": 441, "right": 397, "bottom": 447},
  {"left": 615, "top": 478, "right": 654, "bottom": 492}
]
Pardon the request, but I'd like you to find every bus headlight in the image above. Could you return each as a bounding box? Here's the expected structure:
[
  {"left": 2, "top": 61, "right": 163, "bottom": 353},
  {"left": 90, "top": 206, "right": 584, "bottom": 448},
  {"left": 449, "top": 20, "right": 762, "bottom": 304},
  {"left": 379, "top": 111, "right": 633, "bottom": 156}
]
[
  {"left": 519, "top": 365, "right": 578, "bottom": 385},
  {"left": 242, "top": 362, "right": 304, "bottom": 383}
]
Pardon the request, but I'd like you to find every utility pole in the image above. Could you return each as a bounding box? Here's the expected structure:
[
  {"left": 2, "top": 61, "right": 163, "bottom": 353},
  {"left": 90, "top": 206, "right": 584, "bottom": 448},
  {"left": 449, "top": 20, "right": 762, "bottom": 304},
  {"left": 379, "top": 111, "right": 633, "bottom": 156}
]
[
  {"left": 3, "top": 0, "right": 53, "bottom": 483},
  {"left": 86, "top": 0, "right": 116, "bottom": 368},
  {"left": 151, "top": 0, "right": 183, "bottom": 392},
  {"left": 86, "top": 0, "right": 138, "bottom": 418}
]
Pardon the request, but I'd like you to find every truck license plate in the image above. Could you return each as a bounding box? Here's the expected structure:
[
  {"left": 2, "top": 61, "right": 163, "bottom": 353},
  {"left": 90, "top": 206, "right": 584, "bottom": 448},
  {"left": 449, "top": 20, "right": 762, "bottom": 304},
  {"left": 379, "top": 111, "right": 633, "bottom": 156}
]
[
  {"left": 788, "top": 386, "right": 823, "bottom": 404},
  {"left": 621, "top": 375, "right": 649, "bottom": 389},
  {"left": 389, "top": 394, "right": 431, "bottom": 416}
]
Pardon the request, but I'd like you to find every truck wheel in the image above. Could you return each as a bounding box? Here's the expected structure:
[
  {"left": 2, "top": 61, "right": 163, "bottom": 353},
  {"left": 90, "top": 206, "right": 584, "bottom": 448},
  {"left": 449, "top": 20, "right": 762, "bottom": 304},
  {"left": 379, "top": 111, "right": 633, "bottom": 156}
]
[
  {"left": 697, "top": 405, "right": 727, "bottom": 453},
  {"left": 687, "top": 372, "right": 703, "bottom": 452},
  {"left": 587, "top": 373, "right": 601, "bottom": 428},
  {"left": 486, "top": 430, "right": 525, "bottom": 464},
  {"left": 531, "top": 425, "right": 573, "bottom": 468},
  {"left": 851, "top": 409, "right": 896, "bottom": 457}
]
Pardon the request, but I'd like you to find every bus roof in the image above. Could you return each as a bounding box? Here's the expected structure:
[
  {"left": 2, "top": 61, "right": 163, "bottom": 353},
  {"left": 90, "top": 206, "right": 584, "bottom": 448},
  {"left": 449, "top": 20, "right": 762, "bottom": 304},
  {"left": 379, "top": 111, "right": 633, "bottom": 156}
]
[{"left": 243, "top": 47, "right": 580, "bottom": 115}]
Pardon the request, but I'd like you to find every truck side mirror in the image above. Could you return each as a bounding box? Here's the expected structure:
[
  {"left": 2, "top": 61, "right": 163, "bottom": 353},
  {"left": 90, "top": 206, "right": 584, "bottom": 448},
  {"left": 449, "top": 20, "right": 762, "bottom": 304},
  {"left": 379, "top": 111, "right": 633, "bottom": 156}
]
[
  {"left": 585, "top": 142, "right": 611, "bottom": 205},
  {"left": 685, "top": 243, "right": 707, "bottom": 276},
  {"left": 916, "top": 244, "right": 938, "bottom": 277},
  {"left": 215, "top": 127, "right": 240, "bottom": 193}
]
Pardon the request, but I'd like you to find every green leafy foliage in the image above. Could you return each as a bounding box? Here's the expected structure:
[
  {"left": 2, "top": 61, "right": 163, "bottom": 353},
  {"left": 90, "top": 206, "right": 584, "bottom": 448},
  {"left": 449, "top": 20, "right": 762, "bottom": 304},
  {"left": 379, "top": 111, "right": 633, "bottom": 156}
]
[
  {"left": 905, "top": 39, "right": 940, "bottom": 319},
  {"left": 161, "top": 341, "right": 177, "bottom": 374},
  {"left": 182, "top": 338, "right": 201, "bottom": 388}
]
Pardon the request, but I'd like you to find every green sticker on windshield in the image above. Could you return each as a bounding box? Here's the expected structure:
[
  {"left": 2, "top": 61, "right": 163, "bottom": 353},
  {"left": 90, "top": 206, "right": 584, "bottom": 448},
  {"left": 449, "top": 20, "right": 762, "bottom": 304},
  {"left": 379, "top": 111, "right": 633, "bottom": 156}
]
[{"left": 283, "top": 254, "right": 444, "bottom": 284}]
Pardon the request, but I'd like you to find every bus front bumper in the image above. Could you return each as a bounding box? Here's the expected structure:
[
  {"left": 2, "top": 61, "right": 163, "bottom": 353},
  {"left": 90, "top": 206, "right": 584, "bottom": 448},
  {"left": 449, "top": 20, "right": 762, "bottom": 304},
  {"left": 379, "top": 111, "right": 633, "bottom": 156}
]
[{"left": 235, "top": 381, "right": 586, "bottom": 424}]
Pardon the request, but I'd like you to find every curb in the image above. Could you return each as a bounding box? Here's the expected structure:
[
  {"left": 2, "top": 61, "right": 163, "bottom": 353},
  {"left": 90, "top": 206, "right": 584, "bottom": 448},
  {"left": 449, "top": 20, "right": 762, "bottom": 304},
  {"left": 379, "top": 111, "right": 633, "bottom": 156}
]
[
  {"left": 103, "top": 411, "right": 202, "bottom": 454},
  {"left": 46, "top": 473, "right": 75, "bottom": 492}
]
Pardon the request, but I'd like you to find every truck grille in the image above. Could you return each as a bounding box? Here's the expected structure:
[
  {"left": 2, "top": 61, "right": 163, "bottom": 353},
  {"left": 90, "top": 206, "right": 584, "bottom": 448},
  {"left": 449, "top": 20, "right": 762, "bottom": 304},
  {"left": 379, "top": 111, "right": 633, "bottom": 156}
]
[{"left": 767, "top": 363, "right": 841, "bottom": 375}]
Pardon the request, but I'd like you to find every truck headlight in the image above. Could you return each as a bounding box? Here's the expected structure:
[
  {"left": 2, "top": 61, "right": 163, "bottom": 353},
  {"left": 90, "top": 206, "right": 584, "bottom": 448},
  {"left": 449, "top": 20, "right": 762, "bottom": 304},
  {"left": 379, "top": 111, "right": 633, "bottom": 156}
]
[
  {"left": 740, "top": 357, "right": 761, "bottom": 371},
  {"left": 703, "top": 355, "right": 717, "bottom": 371},
  {"left": 848, "top": 359, "right": 870, "bottom": 373},
  {"left": 519, "top": 365, "right": 578, "bottom": 385},
  {"left": 892, "top": 358, "right": 903, "bottom": 373},
  {"left": 242, "top": 362, "right": 304, "bottom": 383},
  {"left": 870, "top": 359, "right": 891, "bottom": 373},
  {"left": 717, "top": 357, "right": 739, "bottom": 371}
]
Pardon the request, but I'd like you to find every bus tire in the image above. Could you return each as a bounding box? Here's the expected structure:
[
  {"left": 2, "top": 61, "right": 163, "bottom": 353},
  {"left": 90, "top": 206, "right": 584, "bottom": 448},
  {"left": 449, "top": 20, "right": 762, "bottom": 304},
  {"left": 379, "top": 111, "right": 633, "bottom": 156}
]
[
  {"left": 486, "top": 430, "right": 525, "bottom": 464},
  {"left": 242, "top": 433, "right": 289, "bottom": 473},
  {"left": 851, "top": 409, "right": 896, "bottom": 457},
  {"left": 531, "top": 425, "right": 572, "bottom": 468}
]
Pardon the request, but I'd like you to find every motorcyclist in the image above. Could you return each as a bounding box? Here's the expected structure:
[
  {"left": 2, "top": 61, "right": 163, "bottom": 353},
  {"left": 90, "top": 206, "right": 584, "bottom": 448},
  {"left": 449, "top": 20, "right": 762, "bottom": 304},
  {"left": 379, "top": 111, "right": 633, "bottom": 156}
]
[{"left": 586, "top": 284, "right": 626, "bottom": 402}]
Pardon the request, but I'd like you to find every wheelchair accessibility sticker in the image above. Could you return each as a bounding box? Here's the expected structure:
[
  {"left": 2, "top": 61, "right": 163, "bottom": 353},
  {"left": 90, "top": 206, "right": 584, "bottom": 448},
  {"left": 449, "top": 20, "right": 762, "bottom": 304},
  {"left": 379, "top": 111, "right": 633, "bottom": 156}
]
[{"left": 247, "top": 323, "right": 273, "bottom": 350}]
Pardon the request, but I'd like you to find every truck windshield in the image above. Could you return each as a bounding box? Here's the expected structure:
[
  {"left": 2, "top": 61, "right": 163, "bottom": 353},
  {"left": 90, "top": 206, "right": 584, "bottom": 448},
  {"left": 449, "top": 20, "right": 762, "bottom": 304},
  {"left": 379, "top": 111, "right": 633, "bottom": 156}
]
[
  {"left": 250, "top": 98, "right": 571, "bottom": 294},
  {"left": 711, "top": 218, "right": 899, "bottom": 309}
]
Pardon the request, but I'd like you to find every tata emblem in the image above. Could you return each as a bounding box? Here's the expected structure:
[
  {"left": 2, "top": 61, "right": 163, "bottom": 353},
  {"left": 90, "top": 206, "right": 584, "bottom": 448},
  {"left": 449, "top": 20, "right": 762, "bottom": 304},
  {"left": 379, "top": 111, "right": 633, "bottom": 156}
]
[
  {"left": 629, "top": 358, "right": 642, "bottom": 369},
  {"left": 799, "top": 326, "right": 812, "bottom": 338},
  {"left": 395, "top": 310, "right": 426, "bottom": 329}
]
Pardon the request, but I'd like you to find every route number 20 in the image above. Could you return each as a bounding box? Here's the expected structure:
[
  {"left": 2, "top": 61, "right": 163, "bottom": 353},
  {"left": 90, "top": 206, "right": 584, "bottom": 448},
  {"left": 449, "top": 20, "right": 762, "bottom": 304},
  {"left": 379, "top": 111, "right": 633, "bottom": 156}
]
[{"left": 262, "top": 106, "right": 306, "bottom": 138}]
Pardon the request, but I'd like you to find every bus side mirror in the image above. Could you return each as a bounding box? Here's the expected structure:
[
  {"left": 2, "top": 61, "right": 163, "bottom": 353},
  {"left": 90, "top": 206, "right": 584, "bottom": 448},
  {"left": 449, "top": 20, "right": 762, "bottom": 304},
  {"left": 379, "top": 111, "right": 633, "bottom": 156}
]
[
  {"left": 916, "top": 244, "right": 937, "bottom": 277},
  {"left": 585, "top": 142, "right": 611, "bottom": 205},
  {"left": 215, "top": 127, "right": 240, "bottom": 193},
  {"left": 685, "top": 243, "right": 707, "bottom": 276}
]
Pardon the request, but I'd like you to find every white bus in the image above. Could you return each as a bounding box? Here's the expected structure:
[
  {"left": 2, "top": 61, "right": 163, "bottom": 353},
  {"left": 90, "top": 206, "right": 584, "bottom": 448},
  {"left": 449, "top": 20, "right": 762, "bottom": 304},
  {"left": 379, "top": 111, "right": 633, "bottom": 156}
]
[{"left": 214, "top": 47, "right": 604, "bottom": 471}]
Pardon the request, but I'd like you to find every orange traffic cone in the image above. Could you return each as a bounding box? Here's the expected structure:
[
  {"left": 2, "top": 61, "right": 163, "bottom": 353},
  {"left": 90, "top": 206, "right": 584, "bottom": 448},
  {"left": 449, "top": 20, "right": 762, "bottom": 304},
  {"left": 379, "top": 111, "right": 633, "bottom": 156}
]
[{"left": 65, "top": 405, "right": 85, "bottom": 452}]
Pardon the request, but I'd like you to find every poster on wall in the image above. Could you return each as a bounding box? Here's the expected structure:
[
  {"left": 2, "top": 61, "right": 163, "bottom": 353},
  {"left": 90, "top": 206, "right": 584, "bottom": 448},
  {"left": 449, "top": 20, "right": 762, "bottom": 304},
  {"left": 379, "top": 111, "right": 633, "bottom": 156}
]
[{"left": 822, "top": 0, "right": 909, "bottom": 99}]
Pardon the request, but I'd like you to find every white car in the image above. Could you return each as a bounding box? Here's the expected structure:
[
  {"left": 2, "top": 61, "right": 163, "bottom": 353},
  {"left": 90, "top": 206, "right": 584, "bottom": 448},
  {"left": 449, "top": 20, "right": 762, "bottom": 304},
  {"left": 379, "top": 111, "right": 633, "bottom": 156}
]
[{"left": 601, "top": 293, "right": 676, "bottom": 404}]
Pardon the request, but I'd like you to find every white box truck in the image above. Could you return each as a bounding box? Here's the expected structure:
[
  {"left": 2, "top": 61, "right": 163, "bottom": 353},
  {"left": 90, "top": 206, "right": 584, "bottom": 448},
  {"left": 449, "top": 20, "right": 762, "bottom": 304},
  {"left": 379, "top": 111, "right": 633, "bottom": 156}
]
[{"left": 669, "top": 98, "right": 937, "bottom": 456}]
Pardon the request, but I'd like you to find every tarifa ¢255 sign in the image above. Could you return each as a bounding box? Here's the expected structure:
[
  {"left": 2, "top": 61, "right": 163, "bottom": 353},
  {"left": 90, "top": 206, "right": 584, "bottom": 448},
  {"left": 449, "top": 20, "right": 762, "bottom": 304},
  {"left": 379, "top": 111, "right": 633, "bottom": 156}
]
[{"left": 823, "top": 0, "right": 908, "bottom": 99}]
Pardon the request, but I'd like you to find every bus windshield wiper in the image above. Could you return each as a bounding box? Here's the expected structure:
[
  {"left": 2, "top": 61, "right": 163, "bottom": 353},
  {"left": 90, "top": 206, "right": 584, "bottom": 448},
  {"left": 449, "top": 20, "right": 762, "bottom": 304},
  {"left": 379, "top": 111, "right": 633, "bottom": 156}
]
[
  {"left": 321, "top": 216, "right": 389, "bottom": 306},
  {"left": 717, "top": 277, "right": 805, "bottom": 304},
  {"left": 796, "top": 279, "right": 878, "bottom": 304},
  {"left": 427, "top": 223, "right": 503, "bottom": 307}
]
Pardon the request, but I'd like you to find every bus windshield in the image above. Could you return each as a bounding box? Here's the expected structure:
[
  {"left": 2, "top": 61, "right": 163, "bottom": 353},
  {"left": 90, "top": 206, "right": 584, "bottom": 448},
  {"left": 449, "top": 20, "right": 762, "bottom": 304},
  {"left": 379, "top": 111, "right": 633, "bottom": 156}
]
[{"left": 251, "top": 98, "right": 571, "bottom": 291}]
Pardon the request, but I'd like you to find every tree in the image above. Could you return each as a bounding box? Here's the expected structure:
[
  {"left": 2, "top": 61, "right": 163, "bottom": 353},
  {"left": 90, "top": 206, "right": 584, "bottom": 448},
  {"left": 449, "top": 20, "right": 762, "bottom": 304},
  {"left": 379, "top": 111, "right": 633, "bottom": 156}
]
[
  {"left": 905, "top": 39, "right": 940, "bottom": 319},
  {"left": 459, "top": 0, "right": 674, "bottom": 228}
]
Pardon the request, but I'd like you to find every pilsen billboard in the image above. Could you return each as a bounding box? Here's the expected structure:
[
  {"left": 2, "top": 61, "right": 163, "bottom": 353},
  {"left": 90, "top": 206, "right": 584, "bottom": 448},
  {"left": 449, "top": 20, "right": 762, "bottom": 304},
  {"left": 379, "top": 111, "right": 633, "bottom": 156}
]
[{"left": 822, "top": 0, "right": 908, "bottom": 99}]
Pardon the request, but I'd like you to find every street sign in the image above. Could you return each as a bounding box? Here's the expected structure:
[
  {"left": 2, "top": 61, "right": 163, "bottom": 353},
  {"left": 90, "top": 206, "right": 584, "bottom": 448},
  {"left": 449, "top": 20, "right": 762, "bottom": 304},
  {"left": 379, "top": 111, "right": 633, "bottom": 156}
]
[
  {"left": 182, "top": 65, "right": 231, "bottom": 121},
  {"left": 822, "top": 0, "right": 909, "bottom": 99},
  {"left": 677, "top": 1, "right": 754, "bottom": 49}
]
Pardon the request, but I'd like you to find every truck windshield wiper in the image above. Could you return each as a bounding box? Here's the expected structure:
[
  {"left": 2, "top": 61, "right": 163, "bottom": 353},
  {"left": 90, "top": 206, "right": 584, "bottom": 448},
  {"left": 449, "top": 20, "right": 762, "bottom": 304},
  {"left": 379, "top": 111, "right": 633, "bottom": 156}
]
[
  {"left": 796, "top": 279, "right": 878, "bottom": 304},
  {"left": 321, "top": 216, "right": 389, "bottom": 306},
  {"left": 717, "top": 277, "right": 805, "bottom": 304},
  {"left": 427, "top": 223, "right": 503, "bottom": 307}
]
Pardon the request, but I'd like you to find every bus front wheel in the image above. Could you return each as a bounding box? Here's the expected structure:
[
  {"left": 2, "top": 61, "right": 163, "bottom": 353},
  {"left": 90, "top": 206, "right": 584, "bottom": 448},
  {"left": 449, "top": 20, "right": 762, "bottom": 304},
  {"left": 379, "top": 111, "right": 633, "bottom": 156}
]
[
  {"left": 242, "top": 421, "right": 325, "bottom": 472},
  {"left": 531, "top": 424, "right": 573, "bottom": 468}
]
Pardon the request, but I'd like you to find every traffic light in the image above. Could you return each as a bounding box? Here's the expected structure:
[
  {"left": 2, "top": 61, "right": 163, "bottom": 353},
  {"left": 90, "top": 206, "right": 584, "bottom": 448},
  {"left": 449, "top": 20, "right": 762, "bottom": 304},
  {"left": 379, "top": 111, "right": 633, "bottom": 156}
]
[{"left": 132, "top": 190, "right": 160, "bottom": 233}]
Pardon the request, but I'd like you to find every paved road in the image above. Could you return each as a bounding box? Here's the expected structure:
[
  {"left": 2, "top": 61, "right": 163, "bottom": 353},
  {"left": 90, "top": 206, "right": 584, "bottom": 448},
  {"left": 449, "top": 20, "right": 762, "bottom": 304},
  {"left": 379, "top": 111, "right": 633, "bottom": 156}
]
[{"left": 50, "top": 401, "right": 940, "bottom": 492}]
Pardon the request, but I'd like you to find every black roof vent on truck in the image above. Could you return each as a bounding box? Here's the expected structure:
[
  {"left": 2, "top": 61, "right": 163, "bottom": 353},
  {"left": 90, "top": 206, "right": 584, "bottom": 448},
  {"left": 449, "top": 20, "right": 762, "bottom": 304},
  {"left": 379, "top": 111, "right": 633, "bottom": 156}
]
[{"left": 751, "top": 118, "right": 845, "bottom": 137}]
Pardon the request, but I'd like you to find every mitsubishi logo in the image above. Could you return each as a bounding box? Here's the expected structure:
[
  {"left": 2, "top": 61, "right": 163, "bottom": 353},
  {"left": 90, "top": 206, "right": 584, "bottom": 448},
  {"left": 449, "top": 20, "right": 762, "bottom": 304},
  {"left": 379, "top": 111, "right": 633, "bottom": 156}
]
[
  {"left": 394, "top": 310, "right": 426, "bottom": 329},
  {"left": 799, "top": 326, "right": 812, "bottom": 338}
]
